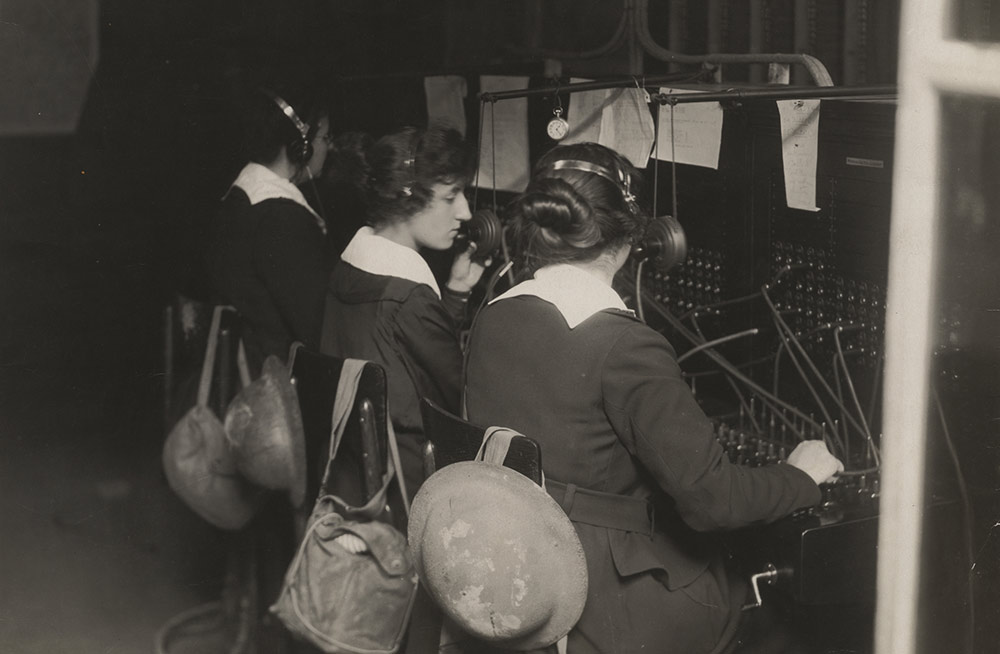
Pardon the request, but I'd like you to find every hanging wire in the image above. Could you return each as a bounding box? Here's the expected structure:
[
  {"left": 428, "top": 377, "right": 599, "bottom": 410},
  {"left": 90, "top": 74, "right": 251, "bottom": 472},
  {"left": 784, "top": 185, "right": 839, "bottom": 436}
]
[
  {"left": 474, "top": 100, "right": 486, "bottom": 209},
  {"left": 677, "top": 328, "right": 760, "bottom": 363},
  {"left": 679, "top": 307, "right": 818, "bottom": 436},
  {"left": 669, "top": 99, "right": 679, "bottom": 223},
  {"left": 761, "top": 286, "right": 868, "bottom": 440},
  {"left": 831, "top": 351, "right": 850, "bottom": 465},
  {"left": 690, "top": 314, "right": 767, "bottom": 435},
  {"left": 484, "top": 96, "right": 513, "bottom": 287},
  {"left": 833, "top": 326, "right": 880, "bottom": 467},
  {"left": 635, "top": 259, "right": 646, "bottom": 323}
]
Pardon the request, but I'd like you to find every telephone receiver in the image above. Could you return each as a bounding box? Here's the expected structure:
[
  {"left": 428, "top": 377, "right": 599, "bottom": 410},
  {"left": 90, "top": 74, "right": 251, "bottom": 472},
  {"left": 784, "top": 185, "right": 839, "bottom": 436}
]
[
  {"left": 631, "top": 215, "right": 687, "bottom": 272},
  {"left": 456, "top": 209, "right": 503, "bottom": 262}
]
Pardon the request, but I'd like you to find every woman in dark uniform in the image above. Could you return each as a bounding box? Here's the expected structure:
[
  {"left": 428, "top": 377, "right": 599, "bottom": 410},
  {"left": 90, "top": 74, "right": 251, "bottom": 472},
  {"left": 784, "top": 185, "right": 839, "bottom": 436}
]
[
  {"left": 464, "top": 142, "right": 842, "bottom": 654},
  {"left": 320, "top": 124, "right": 488, "bottom": 501},
  {"left": 206, "top": 86, "right": 331, "bottom": 375}
]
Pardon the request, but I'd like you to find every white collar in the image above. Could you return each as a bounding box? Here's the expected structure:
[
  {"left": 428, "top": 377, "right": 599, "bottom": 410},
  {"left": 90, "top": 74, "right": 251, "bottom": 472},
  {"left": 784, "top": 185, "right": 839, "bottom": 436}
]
[
  {"left": 341, "top": 227, "right": 442, "bottom": 298},
  {"left": 228, "top": 163, "right": 326, "bottom": 234},
  {"left": 490, "top": 263, "right": 632, "bottom": 328}
]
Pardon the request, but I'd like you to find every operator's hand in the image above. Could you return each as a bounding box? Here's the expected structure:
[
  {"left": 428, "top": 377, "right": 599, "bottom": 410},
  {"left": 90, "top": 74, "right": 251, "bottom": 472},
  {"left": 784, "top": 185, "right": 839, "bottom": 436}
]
[
  {"left": 446, "top": 241, "right": 491, "bottom": 294},
  {"left": 786, "top": 439, "right": 844, "bottom": 485}
]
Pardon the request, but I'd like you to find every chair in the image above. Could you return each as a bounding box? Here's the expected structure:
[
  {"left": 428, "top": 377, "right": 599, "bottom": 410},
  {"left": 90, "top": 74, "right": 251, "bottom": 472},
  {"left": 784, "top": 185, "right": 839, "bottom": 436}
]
[
  {"left": 419, "top": 398, "right": 543, "bottom": 486},
  {"left": 162, "top": 298, "right": 246, "bottom": 431},
  {"left": 229, "top": 349, "right": 396, "bottom": 654},
  {"left": 290, "top": 348, "right": 390, "bottom": 509}
]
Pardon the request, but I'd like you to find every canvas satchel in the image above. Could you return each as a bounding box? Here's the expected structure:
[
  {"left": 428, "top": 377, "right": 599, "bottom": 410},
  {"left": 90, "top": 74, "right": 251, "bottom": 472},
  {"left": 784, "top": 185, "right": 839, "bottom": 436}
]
[
  {"left": 271, "top": 359, "right": 416, "bottom": 654},
  {"left": 162, "top": 305, "right": 257, "bottom": 530}
]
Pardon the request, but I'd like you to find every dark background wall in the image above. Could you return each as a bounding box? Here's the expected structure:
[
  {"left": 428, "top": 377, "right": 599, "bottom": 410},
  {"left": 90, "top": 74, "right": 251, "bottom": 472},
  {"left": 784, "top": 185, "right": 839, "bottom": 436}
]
[{"left": 0, "top": 0, "right": 904, "bottom": 404}]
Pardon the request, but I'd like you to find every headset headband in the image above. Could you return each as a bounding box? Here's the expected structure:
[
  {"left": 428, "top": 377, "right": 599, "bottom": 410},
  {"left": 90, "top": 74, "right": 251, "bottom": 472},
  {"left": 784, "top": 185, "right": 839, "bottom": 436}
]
[
  {"left": 547, "top": 159, "right": 636, "bottom": 205},
  {"left": 268, "top": 92, "right": 310, "bottom": 140}
]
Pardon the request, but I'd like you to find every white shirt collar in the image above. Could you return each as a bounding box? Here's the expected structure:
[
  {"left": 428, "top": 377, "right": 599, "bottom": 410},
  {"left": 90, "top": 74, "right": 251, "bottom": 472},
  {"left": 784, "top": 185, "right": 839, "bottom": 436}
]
[
  {"left": 490, "top": 263, "right": 632, "bottom": 329},
  {"left": 341, "top": 227, "right": 442, "bottom": 298},
  {"left": 228, "top": 163, "right": 326, "bottom": 234}
]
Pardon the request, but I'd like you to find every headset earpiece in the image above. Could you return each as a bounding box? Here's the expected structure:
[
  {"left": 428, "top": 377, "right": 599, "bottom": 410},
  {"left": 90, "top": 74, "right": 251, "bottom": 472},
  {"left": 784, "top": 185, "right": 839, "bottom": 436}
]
[
  {"left": 631, "top": 214, "right": 687, "bottom": 272},
  {"left": 266, "top": 91, "right": 313, "bottom": 165}
]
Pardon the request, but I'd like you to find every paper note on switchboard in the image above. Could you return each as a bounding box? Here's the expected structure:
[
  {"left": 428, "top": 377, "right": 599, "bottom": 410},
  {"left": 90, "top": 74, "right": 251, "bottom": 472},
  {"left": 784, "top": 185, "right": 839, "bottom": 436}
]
[
  {"left": 653, "top": 88, "right": 724, "bottom": 170},
  {"left": 424, "top": 75, "right": 467, "bottom": 136},
  {"left": 776, "top": 99, "right": 821, "bottom": 212},
  {"left": 598, "top": 87, "right": 655, "bottom": 168},
  {"left": 564, "top": 78, "right": 605, "bottom": 144},
  {"left": 478, "top": 76, "right": 530, "bottom": 192}
]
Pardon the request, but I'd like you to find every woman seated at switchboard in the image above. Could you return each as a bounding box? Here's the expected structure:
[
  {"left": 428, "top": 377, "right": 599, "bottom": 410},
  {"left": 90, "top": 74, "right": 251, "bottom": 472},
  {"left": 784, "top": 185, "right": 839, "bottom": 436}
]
[
  {"left": 464, "top": 142, "right": 843, "bottom": 654},
  {"left": 320, "top": 124, "right": 489, "bottom": 501},
  {"left": 206, "top": 84, "right": 332, "bottom": 375}
]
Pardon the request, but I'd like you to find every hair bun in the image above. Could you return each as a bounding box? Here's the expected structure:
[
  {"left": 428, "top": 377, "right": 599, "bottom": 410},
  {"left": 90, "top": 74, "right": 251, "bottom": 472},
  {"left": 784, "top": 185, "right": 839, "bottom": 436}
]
[{"left": 516, "top": 178, "right": 600, "bottom": 249}]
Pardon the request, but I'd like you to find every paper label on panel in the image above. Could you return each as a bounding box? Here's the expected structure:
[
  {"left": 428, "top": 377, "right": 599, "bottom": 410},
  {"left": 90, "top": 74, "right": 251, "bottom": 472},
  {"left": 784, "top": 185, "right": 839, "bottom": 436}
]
[
  {"left": 598, "top": 87, "right": 655, "bottom": 168},
  {"left": 776, "top": 99, "right": 822, "bottom": 212},
  {"left": 477, "top": 76, "right": 530, "bottom": 192},
  {"left": 564, "top": 78, "right": 605, "bottom": 144},
  {"left": 424, "top": 76, "right": 467, "bottom": 137},
  {"left": 653, "top": 88, "right": 724, "bottom": 170}
]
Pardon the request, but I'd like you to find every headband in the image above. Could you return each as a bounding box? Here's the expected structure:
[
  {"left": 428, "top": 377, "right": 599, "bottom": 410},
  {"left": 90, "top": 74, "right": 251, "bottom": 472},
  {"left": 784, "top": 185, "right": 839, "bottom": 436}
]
[
  {"left": 269, "top": 93, "right": 310, "bottom": 139},
  {"left": 546, "top": 159, "right": 636, "bottom": 206}
]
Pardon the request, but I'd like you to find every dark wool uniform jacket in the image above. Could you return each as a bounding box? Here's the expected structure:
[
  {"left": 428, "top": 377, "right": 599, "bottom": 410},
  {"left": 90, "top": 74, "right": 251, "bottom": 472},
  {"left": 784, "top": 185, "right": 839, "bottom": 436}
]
[
  {"left": 207, "top": 188, "right": 328, "bottom": 374},
  {"left": 321, "top": 261, "right": 467, "bottom": 499},
  {"left": 465, "top": 296, "right": 821, "bottom": 654}
]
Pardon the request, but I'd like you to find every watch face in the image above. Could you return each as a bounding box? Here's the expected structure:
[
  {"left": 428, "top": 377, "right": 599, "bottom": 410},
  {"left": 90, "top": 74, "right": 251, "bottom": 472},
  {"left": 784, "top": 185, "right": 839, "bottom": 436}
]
[{"left": 547, "top": 116, "right": 569, "bottom": 140}]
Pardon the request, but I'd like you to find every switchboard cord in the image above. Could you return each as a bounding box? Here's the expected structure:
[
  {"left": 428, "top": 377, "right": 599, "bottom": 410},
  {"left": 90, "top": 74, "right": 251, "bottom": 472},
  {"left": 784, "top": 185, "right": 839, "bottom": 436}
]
[
  {"left": 676, "top": 328, "right": 759, "bottom": 364},
  {"left": 762, "top": 286, "right": 869, "bottom": 443},
  {"left": 685, "top": 312, "right": 809, "bottom": 438},
  {"left": 834, "top": 326, "right": 880, "bottom": 467},
  {"left": 689, "top": 314, "right": 763, "bottom": 435},
  {"left": 831, "top": 352, "right": 850, "bottom": 465},
  {"left": 635, "top": 259, "right": 646, "bottom": 323}
]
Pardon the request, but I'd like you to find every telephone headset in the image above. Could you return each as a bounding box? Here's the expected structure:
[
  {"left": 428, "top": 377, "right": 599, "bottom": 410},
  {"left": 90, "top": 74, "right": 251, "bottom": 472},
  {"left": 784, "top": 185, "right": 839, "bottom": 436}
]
[
  {"left": 542, "top": 159, "right": 687, "bottom": 272},
  {"left": 265, "top": 91, "right": 313, "bottom": 165}
]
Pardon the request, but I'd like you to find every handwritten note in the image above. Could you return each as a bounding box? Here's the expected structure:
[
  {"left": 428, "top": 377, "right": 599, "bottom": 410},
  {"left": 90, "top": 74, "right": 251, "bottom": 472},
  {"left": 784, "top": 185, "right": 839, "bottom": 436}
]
[
  {"left": 776, "top": 99, "right": 822, "bottom": 212},
  {"left": 654, "top": 88, "right": 724, "bottom": 170},
  {"left": 564, "top": 81, "right": 654, "bottom": 167},
  {"left": 424, "top": 75, "right": 467, "bottom": 136},
  {"left": 599, "top": 87, "right": 655, "bottom": 168},
  {"left": 564, "top": 78, "right": 605, "bottom": 144},
  {"left": 477, "top": 76, "right": 530, "bottom": 192}
]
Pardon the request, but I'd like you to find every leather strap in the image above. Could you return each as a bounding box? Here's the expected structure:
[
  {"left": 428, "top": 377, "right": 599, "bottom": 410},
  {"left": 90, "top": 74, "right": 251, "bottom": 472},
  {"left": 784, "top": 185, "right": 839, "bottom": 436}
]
[
  {"left": 320, "top": 358, "right": 410, "bottom": 520},
  {"left": 546, "top": 479, "right": 654, "bottom": 536},
  {"left": 196, "top": 306, "right": 238, "bottom": 407}
]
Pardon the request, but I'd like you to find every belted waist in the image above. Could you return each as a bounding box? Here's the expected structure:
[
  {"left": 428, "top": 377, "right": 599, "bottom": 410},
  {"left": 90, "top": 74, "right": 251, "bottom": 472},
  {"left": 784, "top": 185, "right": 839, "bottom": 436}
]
[{"left": 546, "top": 480, "right": 654, "bottom": 537}]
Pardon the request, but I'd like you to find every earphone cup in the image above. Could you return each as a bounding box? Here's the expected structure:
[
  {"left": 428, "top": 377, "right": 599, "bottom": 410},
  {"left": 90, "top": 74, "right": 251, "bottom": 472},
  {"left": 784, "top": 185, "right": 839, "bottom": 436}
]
[{"left": 289, "top": 138, "right": 312, "bottom": 164}]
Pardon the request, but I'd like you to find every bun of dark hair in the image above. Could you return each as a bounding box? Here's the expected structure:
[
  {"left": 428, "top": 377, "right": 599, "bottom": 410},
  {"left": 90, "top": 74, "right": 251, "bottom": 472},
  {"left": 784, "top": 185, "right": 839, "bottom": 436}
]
[{"left": 514, "top": 178, "right": 602, "bottom": 250}]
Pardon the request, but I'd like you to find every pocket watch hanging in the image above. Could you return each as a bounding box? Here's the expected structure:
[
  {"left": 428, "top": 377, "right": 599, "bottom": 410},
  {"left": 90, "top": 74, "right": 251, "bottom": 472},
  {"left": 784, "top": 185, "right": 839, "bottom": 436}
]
[{"left": 547, "top": 107, "right": 569, "bottom": 141}]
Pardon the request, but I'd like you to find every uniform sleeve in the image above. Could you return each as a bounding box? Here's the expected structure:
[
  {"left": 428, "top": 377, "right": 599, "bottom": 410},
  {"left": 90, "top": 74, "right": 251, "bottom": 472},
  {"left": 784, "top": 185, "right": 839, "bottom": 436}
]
[
  {"left": 252, "top": 202, "right": 328, "bottom": 350},
  {"left": 602, "top": 323, "right": 821, "bottom": 532},
  {"left": 392, "top": 287, "right": 465, "bottom": 413}
]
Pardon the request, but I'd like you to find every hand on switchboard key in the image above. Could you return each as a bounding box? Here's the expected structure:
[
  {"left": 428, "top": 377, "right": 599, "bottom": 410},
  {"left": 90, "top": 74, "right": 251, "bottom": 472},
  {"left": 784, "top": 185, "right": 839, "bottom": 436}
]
[{"left": 786, "top": 440, "right": 844, "bottom": 485}]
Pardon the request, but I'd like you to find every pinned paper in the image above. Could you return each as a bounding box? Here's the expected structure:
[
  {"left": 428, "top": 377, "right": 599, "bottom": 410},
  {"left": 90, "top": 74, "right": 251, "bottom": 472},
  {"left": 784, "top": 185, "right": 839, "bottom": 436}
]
[
  {"left": 424, "top": 76, "right": 467, "bottom": 136},
  {"left": 564, "top": 78, "right": 605, "bottom": 144},
  {"left": 598, "top": 87, "right": 655, "bottom": 168},
  {"left": 477, "top": 76, "right": 530, "bottom": 192},
  {"left": 564, "top": 80, "right": 654, "bottom": 168},
  {"left": 654, "top": 88, "right": 724, "bottom": 170},
  {"left": 776, "top": 99, "right": 821, "bottom": 212}
]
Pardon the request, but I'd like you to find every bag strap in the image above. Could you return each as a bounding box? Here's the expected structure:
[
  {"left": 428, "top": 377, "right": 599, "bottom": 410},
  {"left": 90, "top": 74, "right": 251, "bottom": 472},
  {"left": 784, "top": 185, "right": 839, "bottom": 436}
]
[
  {"left": 287, "top": 341, "right": 303, "bottom": 373},
  {"left": 196, "top": 306, "right": 226, "bottom": 408},
  {"left": 318, "top": 359, "right": 410, "bottom": 520},
  {"left": 474, "top": 426, "right": 546, "bottom": 489},
  {"left": 474, "top": 426, "right": 519, "bottom": 464},
  {"left": 236, "top": 339, "right": 251, "bottom": 388}
]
